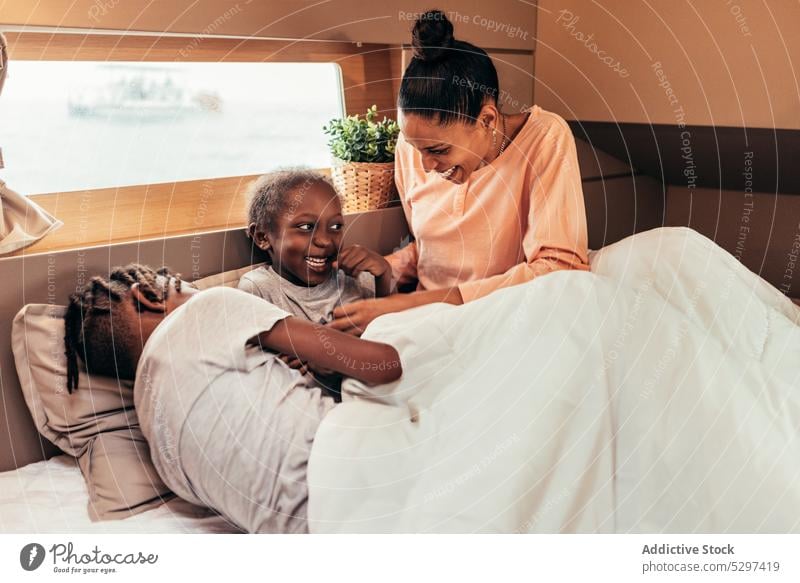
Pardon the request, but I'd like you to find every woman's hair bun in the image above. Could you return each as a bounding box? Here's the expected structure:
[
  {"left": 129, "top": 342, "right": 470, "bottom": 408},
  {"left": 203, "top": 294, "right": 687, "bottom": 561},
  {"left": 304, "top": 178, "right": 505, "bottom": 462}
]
[{"left": 411, "top": 9, "right": 455, "bottom": 62}]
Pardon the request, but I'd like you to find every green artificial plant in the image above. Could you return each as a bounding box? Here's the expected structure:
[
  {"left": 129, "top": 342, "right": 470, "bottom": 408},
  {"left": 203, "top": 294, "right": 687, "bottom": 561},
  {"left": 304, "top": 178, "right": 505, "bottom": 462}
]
[{"left": 323, "top": 105, "right": 400, "bottom": 163}]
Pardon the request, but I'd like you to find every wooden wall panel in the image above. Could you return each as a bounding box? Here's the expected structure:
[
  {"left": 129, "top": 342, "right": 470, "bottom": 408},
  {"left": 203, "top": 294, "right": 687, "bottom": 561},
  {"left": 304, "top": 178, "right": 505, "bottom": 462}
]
[
  {"left": 534, "top": 0, "right": 800, "bottom": 129},
  {"left": 0, "top": 0, "right": 536, "bottom": 51}
]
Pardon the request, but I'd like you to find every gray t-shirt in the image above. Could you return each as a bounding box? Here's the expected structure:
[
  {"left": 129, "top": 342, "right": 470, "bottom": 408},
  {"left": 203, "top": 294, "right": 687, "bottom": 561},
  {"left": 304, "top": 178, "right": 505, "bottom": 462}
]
[
  {"left": 237, "top": 265, "right": 375, "bottom": 324},
  {"left": 134, "top": 287, "right": 336, "bottom": 533}
]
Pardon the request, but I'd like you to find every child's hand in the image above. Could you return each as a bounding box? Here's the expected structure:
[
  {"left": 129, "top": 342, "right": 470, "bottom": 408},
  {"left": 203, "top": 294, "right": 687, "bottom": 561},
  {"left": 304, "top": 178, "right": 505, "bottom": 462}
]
[
  {"left": 333, "top": 245, "right": 390, "bottom": 279},
  {"left": 277, "top": 353, "right": 309, "bottom": 376},
  {"left": 278, "top": 353, "right": 335, "bottom": 378}
]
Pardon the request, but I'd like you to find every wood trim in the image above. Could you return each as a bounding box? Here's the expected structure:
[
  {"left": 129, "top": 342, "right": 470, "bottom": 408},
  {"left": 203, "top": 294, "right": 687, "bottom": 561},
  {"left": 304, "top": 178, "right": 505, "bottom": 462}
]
[
  {"left": 19, "top": 169, "right": 402, "bottom": 256},
  {"left": 0, "top": 1, "right": 537, "bottom": 51},
  {"left": 4, "top": 32, "right": 400, "bottom": 253},
  {"left": 19, "top": 174, "right": 259, "bottom": 255}
]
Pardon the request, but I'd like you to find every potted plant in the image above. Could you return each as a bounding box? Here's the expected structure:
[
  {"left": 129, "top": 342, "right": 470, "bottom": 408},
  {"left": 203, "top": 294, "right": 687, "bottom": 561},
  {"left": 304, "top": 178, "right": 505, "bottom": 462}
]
[{"left": 323, "top": 105, "right": 400, "bottom": 213}]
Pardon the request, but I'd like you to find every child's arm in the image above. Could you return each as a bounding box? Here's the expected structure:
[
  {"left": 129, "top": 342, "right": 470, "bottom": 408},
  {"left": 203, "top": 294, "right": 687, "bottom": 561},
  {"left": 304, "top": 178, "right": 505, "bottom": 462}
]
[
  {"left": 334, "top": 245, "right": 393, "bottom": 297},
  {"left": 252, "top": 316, "right": 402, "bottom": 385}
]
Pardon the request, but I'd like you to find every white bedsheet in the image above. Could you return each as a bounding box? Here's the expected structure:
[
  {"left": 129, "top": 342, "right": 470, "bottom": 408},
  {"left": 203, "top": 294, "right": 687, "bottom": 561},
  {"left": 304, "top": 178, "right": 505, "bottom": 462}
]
[
  {"left": 0, "top": 455, "right": 240, "bottom": 533},
  {"left": 308, "top": 227, "right": 800, "bottom": 533}
]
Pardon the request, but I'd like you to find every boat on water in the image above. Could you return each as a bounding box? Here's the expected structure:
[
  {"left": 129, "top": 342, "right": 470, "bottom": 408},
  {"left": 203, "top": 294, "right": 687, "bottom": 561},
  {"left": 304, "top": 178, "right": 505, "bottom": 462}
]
[{"left": 68, "top": 65, "right": 221, "bottom": 120}]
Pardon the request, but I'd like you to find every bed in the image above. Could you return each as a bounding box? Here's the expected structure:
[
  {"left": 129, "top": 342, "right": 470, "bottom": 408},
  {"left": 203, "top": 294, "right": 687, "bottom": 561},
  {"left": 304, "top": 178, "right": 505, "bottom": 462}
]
[
  {"left": 2, "top": 227, "right": 798, "bottom": 533},
  {"left": 0, "top": 455, "right": 240, "bottom": 533}
]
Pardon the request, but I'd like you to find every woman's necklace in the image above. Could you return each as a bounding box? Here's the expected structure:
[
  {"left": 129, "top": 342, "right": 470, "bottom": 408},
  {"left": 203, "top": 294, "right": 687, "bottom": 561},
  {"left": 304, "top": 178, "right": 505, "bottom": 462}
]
[
  {"left": 498, "top": 114, "right": 509, "bottom": 156},
  {"left": 479, "top": 115, "right": 509, "bottom": 171}
]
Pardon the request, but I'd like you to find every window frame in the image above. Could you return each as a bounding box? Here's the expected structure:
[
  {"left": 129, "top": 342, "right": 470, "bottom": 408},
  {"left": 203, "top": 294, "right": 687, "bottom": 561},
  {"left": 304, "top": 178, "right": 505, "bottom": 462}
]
[{"left": 3, "top": 31, "right": 398, "bottom": 254}]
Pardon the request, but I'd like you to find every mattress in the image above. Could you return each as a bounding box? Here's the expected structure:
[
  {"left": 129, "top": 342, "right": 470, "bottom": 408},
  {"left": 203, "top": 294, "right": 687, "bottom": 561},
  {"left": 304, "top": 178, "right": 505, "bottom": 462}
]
[{"left": 0, "top": 455, "right": 241, "bottom": 533}]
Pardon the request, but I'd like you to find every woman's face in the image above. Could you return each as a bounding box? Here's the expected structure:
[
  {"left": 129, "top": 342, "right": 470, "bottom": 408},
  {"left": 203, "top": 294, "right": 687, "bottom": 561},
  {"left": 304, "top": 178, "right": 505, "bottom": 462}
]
[{"left": 398, "top": 104, "right": 499, "bottom": 185}]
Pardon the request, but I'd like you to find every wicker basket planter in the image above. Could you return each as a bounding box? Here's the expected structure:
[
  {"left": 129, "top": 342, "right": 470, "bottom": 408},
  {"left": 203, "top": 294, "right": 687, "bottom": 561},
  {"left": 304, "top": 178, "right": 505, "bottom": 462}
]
[{"left": 330, "top": 158, "right": 398, "bottom": 213}]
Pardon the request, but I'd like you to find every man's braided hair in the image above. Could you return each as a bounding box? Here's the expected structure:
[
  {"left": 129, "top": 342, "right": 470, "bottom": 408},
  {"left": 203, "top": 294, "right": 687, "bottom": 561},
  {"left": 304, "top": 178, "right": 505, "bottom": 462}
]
[{"left": 64, "top": 264, "right": 181, "bottom": 393}]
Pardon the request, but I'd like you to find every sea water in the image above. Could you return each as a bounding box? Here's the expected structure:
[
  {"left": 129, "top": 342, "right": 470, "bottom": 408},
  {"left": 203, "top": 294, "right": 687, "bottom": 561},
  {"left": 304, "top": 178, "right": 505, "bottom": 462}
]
[{"left": 0, "top": 61, "right": 344, "bottom": 195}]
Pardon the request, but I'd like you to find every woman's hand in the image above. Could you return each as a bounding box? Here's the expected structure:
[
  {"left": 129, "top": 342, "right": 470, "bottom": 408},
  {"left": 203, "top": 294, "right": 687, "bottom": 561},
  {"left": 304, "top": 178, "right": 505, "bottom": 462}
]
[
  {"left": 329, "top": 286, "right": 465, "bottom": 336},
  {"left": 328, "top": 294, "right": 416, "bottom": 336}
]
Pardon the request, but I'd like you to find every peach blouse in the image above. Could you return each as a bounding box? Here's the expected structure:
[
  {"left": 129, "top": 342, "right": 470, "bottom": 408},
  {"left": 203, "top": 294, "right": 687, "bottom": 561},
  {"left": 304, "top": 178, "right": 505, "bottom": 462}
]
[{"left": 386, "top": 105, "right": 590, "bottom": 303}]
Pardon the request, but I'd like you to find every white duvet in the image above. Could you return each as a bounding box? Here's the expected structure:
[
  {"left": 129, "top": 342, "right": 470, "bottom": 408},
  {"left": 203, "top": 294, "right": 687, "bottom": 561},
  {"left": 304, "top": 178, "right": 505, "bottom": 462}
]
[{"left": 307, "top": 228, "right": 800, "bottom": 533}]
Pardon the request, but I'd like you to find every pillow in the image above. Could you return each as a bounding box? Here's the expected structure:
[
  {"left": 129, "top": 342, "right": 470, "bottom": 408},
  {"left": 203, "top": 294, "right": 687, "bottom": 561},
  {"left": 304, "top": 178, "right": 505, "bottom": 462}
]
[{"left": 11, "top": 303, "right": 174, "bottom": 520}]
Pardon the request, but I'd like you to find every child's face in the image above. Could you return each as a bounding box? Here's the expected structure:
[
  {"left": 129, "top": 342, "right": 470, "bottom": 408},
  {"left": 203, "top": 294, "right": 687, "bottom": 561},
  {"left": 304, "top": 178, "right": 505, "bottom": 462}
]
[{"left": 261, "top": 182, "right": 344, "bottom": 286}]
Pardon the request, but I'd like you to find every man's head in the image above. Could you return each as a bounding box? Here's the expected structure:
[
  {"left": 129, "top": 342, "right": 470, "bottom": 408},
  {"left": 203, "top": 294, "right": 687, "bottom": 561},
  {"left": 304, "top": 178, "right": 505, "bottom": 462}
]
[{"left": 64, "top": 264, "right": 198, "bottom": 392}]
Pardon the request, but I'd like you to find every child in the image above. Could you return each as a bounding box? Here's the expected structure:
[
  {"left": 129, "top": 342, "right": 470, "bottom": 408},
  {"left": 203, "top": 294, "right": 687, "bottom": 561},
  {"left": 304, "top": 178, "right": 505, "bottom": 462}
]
[
  {"left": 238, "top": 169, "right": 392, "bottom": 324},
  {"left": 63, "top": 264, "right": 401, "bottom": 533},
  {"left": 237, "top": 170, "right": 393, "bottom": 395}
]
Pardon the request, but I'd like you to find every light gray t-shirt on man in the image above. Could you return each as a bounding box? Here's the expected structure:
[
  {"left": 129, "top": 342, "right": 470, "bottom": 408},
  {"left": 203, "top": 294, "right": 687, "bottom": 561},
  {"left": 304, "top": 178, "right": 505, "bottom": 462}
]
[
  {"left": 134, "top": 287, "right": 336, "bottom": 533},
  {"left": 237, "top": 265, "right": 375, "bottom": 324}
]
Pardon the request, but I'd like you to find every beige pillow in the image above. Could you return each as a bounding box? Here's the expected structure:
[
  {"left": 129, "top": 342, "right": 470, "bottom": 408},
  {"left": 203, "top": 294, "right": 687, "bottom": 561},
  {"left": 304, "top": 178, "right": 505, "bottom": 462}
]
[
  {"left": 11, "top": 303, "right": 174, "bottom": 520},
  {"left": 78, "top": 430, "right": 172, "bottom": 521}
]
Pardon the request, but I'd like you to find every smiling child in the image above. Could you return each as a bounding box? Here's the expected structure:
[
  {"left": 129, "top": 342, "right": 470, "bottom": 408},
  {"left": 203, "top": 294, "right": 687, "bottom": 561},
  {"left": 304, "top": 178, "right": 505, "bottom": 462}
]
[
  {"left": 236, "top": 169, "right": 393, "bottom": 392},
  {"left": 238, "top": 169, "right": 392, "bottom": 321}
]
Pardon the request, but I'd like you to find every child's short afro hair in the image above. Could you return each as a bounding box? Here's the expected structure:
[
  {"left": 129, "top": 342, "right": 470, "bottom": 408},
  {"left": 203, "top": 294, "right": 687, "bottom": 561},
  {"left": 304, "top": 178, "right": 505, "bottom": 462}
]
[{"left": 246, "top": 168, "right": 338, "bottom": 234}]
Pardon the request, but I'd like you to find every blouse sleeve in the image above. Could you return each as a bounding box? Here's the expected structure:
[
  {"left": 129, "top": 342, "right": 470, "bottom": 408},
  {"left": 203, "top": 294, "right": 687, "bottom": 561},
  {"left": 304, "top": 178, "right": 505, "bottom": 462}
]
[
  {"left": 457, "top": 121, "right": 590, "bottom": 304},
  {"left": 385, "top": 134, "right": 420, "bottom": 287}
]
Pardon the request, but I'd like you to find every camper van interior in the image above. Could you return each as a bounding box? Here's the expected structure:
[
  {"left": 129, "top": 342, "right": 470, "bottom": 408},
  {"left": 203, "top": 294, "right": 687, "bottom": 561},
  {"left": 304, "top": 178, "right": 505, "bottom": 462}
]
[{"left": 1, "top": 1, "right": 799, "bottom": 534}]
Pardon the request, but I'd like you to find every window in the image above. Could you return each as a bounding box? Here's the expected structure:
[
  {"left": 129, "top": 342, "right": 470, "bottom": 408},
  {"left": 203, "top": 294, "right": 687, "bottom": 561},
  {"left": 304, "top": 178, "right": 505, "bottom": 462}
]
[{"left": 0, "top": 61, "right": 344, "bottom": 195}]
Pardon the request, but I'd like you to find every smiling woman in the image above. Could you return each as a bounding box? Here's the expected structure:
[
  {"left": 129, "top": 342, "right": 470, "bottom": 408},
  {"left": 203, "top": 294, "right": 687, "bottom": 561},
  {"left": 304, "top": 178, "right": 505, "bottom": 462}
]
[{"left": 327, "top": 9, "right": 590, "bottom": 335}]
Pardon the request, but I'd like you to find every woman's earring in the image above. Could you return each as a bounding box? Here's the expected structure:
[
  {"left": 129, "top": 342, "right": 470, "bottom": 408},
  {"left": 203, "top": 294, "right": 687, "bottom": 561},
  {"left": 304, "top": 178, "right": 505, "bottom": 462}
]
[{"left": 492, "top": 128, "right": 497, "bottom": 149}]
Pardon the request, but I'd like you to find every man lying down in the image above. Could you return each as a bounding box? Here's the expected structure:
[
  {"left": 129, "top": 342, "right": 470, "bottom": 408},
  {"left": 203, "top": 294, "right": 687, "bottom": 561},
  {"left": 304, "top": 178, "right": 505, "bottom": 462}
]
[{"left": 63, "top": 264, "right": 402, "bottom": 533}]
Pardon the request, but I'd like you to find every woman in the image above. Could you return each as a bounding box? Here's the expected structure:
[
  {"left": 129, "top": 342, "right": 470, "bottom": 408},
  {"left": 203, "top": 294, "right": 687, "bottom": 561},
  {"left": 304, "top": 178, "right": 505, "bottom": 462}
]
[{"left": 329, "top": 10, "right": 589, "bottom": 335}]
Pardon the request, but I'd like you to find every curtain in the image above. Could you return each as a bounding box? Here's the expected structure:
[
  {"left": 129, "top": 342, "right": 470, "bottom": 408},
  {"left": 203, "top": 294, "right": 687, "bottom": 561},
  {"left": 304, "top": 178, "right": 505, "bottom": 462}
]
[{"left": 0, "top": 31, "right": 63, "bottom": 255}]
